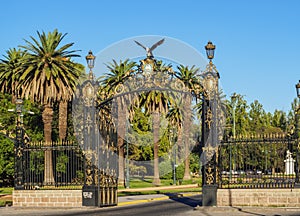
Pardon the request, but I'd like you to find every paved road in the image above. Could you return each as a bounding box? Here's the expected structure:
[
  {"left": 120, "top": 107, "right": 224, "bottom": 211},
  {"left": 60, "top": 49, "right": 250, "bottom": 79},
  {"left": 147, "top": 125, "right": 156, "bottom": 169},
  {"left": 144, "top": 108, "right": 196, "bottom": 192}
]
[
  {"left": 0, "top": 195, "right": 201, "bottom": 216},
  {"left": 1, "top": 194, "right": 300, "bottom": 216}
]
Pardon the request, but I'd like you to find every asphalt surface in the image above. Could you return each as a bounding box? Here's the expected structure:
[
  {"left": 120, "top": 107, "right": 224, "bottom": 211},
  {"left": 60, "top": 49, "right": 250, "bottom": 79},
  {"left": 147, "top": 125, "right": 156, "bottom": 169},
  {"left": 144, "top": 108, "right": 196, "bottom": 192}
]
[{"left": 1, "top": 193, "right": 300, "bottom": 216}]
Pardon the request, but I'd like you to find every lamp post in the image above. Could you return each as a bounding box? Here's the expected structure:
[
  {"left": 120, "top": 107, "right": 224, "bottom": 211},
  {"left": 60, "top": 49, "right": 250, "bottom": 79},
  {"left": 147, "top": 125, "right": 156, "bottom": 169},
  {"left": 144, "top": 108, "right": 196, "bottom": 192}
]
[
  {"left": 86, "top": 50, "right": 96, "bottom": 80},
  {"left": 294, "top": 80, "right": 300, "bottom": 187},
  {"left": 229, "top": 93, "right": 237, "bottom": 180},
  {"left": 231, "top": 93, "right": 237, "bottom": 139},
  {"left": 205, "top": 41, "right": 216, "bottom": 62},
  {"left": 296, "top": 80, "right": 300, "bottom": 139},
  {"left": 202, "top": 41, "right": 219, "bottom": 206},
  {"left": 10, "top": 99, "right": 34, "bottom": 189},
  {"left": 14, "top": 99, "right": 24, "bottom": 189},
  {"left": 82, "top": 50, "right": 99, "bottom": 206}
]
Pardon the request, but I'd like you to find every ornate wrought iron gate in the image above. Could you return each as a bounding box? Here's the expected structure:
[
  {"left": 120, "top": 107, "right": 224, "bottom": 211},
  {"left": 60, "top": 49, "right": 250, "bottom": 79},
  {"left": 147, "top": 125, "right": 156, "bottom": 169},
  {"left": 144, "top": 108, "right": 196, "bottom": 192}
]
[{"left": 74, "top": 66, "right": 118, "bottom": 207}]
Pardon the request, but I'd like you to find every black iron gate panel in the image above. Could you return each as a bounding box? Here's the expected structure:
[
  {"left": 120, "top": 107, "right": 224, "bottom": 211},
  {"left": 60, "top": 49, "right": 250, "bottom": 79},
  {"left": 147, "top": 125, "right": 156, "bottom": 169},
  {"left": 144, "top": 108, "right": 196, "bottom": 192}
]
[
  {"left": 74, "top": 75, "right": 118, "bottom": 207},
  {"left": 23, "top": 141, "right": 84, "bottom": 189},
  {"left": 98, "top": 169, "right": 118, "bottom": 207},
  {"left": 218, "top": 134, "right": 297, "bottom": 189}
]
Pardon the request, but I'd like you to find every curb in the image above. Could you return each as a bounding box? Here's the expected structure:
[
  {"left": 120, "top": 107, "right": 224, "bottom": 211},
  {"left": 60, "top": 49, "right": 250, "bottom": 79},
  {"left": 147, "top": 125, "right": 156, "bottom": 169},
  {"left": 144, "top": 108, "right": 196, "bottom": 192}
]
[{"left": 118, "top": 196, "right": 169, "bottom": 206}]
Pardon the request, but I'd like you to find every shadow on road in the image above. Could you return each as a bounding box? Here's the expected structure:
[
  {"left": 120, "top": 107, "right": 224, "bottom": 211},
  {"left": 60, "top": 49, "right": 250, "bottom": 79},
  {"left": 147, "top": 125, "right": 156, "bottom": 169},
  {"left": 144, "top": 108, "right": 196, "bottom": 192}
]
[{"left": 164, "top": 193, "right": 201, "bottom": 208}]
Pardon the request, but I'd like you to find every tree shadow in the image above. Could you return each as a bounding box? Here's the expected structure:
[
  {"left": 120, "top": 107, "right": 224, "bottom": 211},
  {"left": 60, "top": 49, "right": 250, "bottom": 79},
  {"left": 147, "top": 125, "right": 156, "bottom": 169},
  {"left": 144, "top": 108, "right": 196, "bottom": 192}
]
[{"left": 164, "top": 193, "right": 201, "bottom": 208}]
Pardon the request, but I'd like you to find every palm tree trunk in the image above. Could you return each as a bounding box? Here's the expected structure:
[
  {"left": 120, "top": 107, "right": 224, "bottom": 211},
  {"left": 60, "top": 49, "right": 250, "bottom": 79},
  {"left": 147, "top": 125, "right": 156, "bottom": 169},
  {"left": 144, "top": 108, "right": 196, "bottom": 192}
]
[
  {"left": 117, "top": 98, "right": 126, "bottom": 186},
  {"left": 153, "top": 112, "right": 161, "bottom": 185},
  {"left": 118, "top": 138, "right": 125, "bottom": 186},
  {"left": 42, "top": 104, "right": 55, "bottom": 184},
  {"left": 59, "top": 100, "right": 68, "bottom": 141},
  {"left": 183, "top": 96, "right": 191, "bottom": 180}
]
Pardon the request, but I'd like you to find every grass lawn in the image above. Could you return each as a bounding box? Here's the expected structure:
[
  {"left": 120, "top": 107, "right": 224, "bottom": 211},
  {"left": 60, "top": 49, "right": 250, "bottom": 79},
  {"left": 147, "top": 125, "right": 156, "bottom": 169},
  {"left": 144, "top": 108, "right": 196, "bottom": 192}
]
[
  {"left": 118, "top": 177, "right": 202, "bottom": 196},
  {"left": 0, "top": 187, "right": 13, "bottom": 207},
  {"left": 118, "top": 177, "right": 201, "bottom": 189},
  {"left": 0, "top": 187, "right": 13, "bottom": 195}
]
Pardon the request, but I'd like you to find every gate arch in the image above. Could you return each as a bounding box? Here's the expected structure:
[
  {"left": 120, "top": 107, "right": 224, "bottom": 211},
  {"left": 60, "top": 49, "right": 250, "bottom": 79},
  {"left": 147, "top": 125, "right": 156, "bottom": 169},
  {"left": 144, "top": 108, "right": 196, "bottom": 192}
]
[{"left": 73, "top": 40, "right": 224, "bottom": 207}]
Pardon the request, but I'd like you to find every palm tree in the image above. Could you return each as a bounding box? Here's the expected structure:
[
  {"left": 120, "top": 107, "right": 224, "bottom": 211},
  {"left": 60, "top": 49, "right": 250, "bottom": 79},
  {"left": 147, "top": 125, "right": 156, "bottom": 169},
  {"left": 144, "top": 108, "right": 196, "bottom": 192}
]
[
  {"left": 59, "top": 63, "right": 84, "bottom": 141},
  {"left": 0, "top": 48, "right": 27, "bottom": 101},
  {"left": 100, "top": 59, "right": 137, "bottom": 185},
  {"left": 166, "top": 98, "right": 184, "bottom": 179},
  {"left": 175, "top": 65, "right": 199, "bottom": 180},
  {"left": 140, "top": 89, "right": 170, "bottom": 185},
  {"left": 18, "top": 29, "right": 82, "bottom": 184}
]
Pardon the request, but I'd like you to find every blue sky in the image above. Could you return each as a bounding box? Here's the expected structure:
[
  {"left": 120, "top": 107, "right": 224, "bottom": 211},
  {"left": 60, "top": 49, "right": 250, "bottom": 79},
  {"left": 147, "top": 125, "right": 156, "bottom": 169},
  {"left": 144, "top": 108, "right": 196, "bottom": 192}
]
[{"left": 1, "top": 0, "right": 299, "bottom": 113}]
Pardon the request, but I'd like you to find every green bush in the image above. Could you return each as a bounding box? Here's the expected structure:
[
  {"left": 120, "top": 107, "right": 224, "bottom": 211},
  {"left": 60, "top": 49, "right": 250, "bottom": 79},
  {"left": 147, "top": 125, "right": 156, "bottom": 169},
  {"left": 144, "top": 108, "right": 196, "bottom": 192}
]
[
  {"left": 175, "top": 163, "right": 184, "bottom": 180},
  {"left": 159, "top": 160, "right": 172, "bottom": 179}
]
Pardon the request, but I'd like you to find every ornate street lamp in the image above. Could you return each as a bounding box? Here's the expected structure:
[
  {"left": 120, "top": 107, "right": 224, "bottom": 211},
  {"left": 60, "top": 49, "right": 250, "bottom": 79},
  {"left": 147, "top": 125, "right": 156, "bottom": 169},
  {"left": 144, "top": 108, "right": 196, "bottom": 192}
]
[
  {"left": 205, "top": 41, "right": 216, "bottom": 62},
  {"left": 82, "top": 50, "right": 99, "bottom": 206},
  {"left": 86, "top": 50, "right": 96, "bottom": 79},
  {"left": 201, "top": 41, "right": 220, "bottom": 206}
]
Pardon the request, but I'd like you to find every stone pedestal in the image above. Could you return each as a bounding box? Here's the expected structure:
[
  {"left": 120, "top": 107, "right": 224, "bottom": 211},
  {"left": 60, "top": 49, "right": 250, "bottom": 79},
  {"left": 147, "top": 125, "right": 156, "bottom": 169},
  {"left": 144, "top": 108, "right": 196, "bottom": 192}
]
[
  {"left": 82, "top": 185, "right": 98, "bottom": 206},
  {"left": 202, "top": 185, "right": 217, "bottom": 206}
]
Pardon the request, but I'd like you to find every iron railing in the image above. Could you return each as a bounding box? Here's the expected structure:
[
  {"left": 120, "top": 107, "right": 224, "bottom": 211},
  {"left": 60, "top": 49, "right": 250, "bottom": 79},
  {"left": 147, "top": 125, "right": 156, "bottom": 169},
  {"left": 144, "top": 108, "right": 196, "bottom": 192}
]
[
  {"left": 218, "top": 134, "right": 297, "bottom": 189},
  {"left": 22, "top": 141, "right": 84, "bottom": 189}
]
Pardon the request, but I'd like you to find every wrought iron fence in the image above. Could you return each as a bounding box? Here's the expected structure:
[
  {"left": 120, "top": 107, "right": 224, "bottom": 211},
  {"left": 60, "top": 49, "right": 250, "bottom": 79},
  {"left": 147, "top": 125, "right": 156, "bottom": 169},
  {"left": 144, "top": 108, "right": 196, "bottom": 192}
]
[
  {"left": 218, "top": 134, "right": 297, "bottom": 189},
  {"left": 22, "top": 141, "right": 84, "bottom": 189}
]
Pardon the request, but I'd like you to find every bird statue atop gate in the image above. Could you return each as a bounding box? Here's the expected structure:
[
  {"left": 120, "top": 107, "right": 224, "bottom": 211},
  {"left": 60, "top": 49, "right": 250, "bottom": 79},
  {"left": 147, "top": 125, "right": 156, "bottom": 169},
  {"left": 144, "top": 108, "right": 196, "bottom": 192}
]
[{"left": 134, "top": 38, "right": 165, "bottom": 58}]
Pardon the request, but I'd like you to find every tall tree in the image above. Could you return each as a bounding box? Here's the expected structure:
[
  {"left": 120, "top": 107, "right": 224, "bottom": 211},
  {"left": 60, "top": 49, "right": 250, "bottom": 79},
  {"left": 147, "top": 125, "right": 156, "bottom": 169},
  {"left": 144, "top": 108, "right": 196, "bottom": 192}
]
[
  {"left": 228, "top": 93, "right": 250, "bottom": 136},
  {"left": 175, "top": 65, "right": 199, "bottom": 180},
  {"left": 0, "top": 48, "right": 27, "bottom": 102},
  {"left": 272, "top": 109, "right": 287, "bottom": 132},
  {"left": 249, "top": 100, "right": 265, "bottom": 133},
  {"left": 140, "top": 89, "right": 169, "bottom": 185},
  {"left": 18, "top": 29, "right": 82, "bottom": 184},
  {"left": 58, "top": 63, "right": 84, "bottom": 141},
  {"left": 100, "top": 59, "right": 137, "bottom": 185}
]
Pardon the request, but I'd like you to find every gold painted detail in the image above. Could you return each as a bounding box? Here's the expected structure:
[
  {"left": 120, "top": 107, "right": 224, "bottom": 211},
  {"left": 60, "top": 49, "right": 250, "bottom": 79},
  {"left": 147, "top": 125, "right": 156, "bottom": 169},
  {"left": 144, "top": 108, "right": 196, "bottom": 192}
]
[
  {"left": 205, "top": 108, "right": 213, "bottom": 129},
  {"left": 82, "top": 82, "right": 96, "bottom": 107},
  {"left": 83, "top": 150, "right": 94, "bottom": 186},
  {"left": 85, "top": 113, "right": 94, "bottom": 135},
  {"left": 99, "top": 168, "right": 117, "bottom": 188},
  {"left": 115, "top": 83, "right": 125, "bottom": 94},
  {"left": 202, "top": 146, "right": 217, "bottom": 162},
  {"left": 205, "top": 163, "right": 214, "bottom": 185},
  {"left": 15, "top": 147, "right": 23, "bottom": 157}
]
